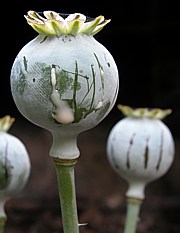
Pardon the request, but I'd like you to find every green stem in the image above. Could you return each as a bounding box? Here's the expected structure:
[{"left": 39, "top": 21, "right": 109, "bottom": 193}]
[
  {"left": 0, "top": 217, "right": 6, "bottom": 233},
  {"left": 124, "top": 198, "right": 142, "bottom": 233},
  {"left": 53, "top": 158, "right": 79, "bottom": 233}
]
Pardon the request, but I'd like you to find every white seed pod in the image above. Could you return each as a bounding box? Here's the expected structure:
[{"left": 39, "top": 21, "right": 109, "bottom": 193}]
[
  {"left": 10, "top": 11, "right": 119, "bottom": 159},
  {"left": 0, "top": 116, "right": 31, "bottom": 217},
  {"left": 106, "top": 105, "right": 175, "bottom": 200}
]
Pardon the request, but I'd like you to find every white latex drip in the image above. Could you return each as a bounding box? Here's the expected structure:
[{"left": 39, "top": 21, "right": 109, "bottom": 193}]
[{"left": 50, "top": 67, "right": 74, "bottom": 124}]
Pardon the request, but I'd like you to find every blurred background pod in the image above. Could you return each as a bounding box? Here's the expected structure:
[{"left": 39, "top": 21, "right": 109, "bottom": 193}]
[
  {"left": 10, "top": 11, "right": 119, "bottom": 159},
  {"left": 0, "top": 115, "right": 31, "bottom": 219},
  {"left": 106, "top": 104, "right": 175, "bottom": 200}
]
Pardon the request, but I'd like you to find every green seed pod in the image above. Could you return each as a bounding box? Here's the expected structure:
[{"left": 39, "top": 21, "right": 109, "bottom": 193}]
[
  {"left": 106, "top": 105, "right": 175, "bottom": 200},
  {"left": 0, "top": 116, "right": 31, "bottom": 218},
  {"left": 10, "top": 11, "right": 119, "bottom": 159}
]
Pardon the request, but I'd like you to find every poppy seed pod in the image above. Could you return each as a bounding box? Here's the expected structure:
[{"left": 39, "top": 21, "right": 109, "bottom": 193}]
[
  {"left": 106, "top": 105, "right": 175, "bottom": 200},
  {"left": 0, "top": 116, "right": 31, "bottom": 218},
  {"left": 10, "top": 11, "right": 119, "bottom": 159}
]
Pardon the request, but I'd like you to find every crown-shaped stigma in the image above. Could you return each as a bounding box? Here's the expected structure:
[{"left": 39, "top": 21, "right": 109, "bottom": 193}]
[
  {"left": 0, "top": 115, "right": 15, "bottom": 132},
  {"left": 118, "top": 104, "right": 172, "bottom": 119},
  {"left": 24, "top": 10, "right": 111, "bottom": 37}
]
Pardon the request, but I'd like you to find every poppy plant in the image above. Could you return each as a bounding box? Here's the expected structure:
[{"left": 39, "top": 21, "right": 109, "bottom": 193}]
[
  {"left": 10, "top": 10, "right": 119, "bottom": 233},
  {"left": 0, "top": 116, "right": 31, "bottom": 232},
  {"left": 106, "top": 104, "right": 175, "bottom": 233}
]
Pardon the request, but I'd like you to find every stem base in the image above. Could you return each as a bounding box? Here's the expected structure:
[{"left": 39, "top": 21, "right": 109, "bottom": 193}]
[{"left": 53, "top": 158, "right": 79, "bottom": 233}]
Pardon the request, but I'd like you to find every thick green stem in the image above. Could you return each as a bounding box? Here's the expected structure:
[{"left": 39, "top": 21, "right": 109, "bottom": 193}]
[
  {"left": 0, "top": 217, "right": 6, "bottom": 233},
  {"left": 53, "top": 158, "right": 79, "bottom": 233},
  {"left": 124, "top": 198, "right": 142, "bottom": 233}
]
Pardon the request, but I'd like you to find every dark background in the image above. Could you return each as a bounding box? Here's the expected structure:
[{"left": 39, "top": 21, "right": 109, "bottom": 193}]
[{"left": 1, "top": 1, "right": 180, "bottom": 232}]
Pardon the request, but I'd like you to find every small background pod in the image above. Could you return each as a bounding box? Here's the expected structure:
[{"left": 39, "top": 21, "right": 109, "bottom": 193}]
[{"left": 106, "top": 105, "right": 175, "bottom": 199}]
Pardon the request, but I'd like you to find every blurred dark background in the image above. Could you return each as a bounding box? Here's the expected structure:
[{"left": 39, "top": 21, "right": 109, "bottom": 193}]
[{"left": 1, "top": 1, "right": 180, "bottom": 232}]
